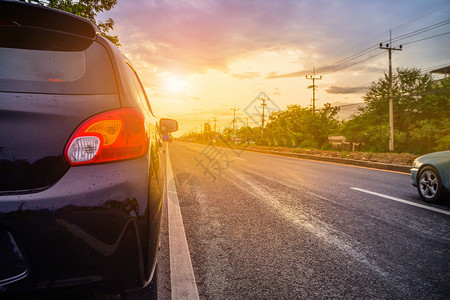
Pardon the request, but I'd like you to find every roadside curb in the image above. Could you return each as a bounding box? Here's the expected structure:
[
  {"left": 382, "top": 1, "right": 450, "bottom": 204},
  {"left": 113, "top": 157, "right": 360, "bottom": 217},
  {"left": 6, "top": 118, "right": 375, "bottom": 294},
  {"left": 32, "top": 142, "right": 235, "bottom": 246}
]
[{"left": 240, "top": 148, "right": 411, "bottom": 173}]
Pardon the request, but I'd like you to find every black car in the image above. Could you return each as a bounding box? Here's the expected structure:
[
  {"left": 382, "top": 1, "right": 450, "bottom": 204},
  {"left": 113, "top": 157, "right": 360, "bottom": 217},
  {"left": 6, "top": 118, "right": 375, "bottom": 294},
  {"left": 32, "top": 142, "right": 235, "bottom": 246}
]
[{"left": 0, "top": 1, "right": 177, "bottom": 298}]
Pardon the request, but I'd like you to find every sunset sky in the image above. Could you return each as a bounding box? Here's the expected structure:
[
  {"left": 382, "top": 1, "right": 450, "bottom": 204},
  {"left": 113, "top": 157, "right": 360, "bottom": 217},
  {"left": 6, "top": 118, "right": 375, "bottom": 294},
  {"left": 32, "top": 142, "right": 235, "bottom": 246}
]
[{"left": 100, "top": 0, "right": 450, "bottom": 136}]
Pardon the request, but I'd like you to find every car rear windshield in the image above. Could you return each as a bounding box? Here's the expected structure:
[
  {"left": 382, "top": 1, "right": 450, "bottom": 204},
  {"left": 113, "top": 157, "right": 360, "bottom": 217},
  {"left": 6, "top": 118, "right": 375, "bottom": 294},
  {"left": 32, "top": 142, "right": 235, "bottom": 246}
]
[{"left": 0, "top": 41, "right": 117, "bottom": 95}]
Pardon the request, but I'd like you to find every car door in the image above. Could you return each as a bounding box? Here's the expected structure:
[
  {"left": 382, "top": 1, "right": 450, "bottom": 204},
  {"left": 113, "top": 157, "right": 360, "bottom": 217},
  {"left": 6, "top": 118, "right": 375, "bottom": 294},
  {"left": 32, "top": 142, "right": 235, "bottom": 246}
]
[{"left": 122, "top": 60, "right": 164, "bottom": 282}]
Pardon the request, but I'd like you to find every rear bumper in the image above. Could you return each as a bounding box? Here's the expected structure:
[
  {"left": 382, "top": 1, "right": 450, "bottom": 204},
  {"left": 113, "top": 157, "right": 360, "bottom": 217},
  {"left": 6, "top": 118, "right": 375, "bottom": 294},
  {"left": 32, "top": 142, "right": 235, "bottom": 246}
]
[{"left": 0, "top": 156, "right": 161, "bottom": 294}]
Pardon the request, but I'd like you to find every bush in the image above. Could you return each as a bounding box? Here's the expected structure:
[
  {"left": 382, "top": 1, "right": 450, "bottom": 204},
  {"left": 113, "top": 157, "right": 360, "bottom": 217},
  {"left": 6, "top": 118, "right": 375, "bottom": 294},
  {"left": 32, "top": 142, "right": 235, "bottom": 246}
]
[{"left": 321, "top": 143, "right": 333, "bottom": 150}]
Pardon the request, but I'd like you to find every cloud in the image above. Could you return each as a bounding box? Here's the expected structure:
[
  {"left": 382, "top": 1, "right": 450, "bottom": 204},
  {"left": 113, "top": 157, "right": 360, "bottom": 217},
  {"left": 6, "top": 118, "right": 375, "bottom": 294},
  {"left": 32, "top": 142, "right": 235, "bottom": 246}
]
[
  {"left": 102, "top": 0, "right": 449, "bottom": 83},
  {"left": 150, "top": 91, "right": 201, "bottom": 101},
  {"left": 325, "top": 86, "right": 369, "bottom": 94},
  {"left": 360, "top": 66, "right": 387, "bottom": 74},
  {"left": 231, "top": 72, "right": 261, "bottom": 80},
  {"left": 100, "top": 0, "right": 445, "bottom": 95},
  {"left": 266, "top": 69, "right": 310, "bottom": 79},
  {"left": 107, "top": 0, "right": 379, "bottom": 74},
  {"left": 265, "top": 64, "right": 386, "bottom": 80}
]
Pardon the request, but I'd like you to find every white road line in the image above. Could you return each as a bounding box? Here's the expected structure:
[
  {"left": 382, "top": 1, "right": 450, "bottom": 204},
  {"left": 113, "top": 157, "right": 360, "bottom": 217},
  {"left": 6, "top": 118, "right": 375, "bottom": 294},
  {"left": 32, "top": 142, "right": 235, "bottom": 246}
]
[
  {"left": 351, "top": 187, "right": 450, "bottom": 216},
  {"left": 233, "top": 157, "right": 247, "bottom": 161},
  {"left": 166, "top": 147, "right": 200, "bottom": 300}
]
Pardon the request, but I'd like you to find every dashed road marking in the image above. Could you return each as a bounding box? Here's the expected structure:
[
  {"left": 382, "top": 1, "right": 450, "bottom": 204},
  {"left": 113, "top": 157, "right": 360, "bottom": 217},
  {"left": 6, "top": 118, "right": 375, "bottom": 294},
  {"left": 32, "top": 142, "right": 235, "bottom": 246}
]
[
  {"left": 166, "top": 147, "right": 200, "bottom": 300},
  {"left": 233, "top": 157, "right": 247, "bottom": 161},
  {"left": 351, "top": 187, "right": 450, "bottom": 216}
]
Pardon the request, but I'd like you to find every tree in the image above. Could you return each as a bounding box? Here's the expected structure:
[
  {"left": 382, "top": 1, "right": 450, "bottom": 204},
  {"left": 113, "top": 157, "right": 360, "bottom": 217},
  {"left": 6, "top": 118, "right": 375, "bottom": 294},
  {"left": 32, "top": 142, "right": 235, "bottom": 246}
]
[
  {"left": 26, "top": 0, "right": 120, "bottom": 46},
  {"left": 264, "top": 103, "right": 340, "bottom": 148},
  {"left": 236, "top": 126, "right": 257, "bottom": 145},
  {"left": 203, "top": 122, "right": 212, "bottom": 141},
  {"left": 342, "top": 68, "right": 450, "bottom": 154},
  {"left": 310, "top": 103, "right": 341, "bottom": 148},
  {"left": 220, "top": 127, "right": 234, "bottom": 143}
]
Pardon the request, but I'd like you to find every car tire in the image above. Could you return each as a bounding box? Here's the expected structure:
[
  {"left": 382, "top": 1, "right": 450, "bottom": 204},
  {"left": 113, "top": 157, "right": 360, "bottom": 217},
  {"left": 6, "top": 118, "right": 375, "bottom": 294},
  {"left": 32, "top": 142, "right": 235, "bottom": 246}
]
[
  {"left": 120, "top": 270, "right": 158, "bottom": 300},
  {"left": 417, "top": 166, "right": 443, "bottom": 203}
]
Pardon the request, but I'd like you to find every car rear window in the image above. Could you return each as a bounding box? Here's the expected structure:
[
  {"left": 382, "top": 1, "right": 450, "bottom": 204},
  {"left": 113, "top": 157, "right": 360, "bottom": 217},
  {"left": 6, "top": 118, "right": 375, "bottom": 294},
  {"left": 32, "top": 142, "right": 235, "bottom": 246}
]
[{"left": 0, "top": 41, "right": 117, "bottom": 94}]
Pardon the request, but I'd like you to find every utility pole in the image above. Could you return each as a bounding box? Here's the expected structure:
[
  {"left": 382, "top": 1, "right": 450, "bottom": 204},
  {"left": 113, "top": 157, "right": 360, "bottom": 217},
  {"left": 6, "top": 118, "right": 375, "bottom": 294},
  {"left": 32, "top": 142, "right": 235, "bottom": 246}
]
[
  {"left": 231, "top": 105, "right": 239, "bottom": 142},
  {"left": 200, "top": 123, "right": 203, "bottom": 141},
  {"left": 380, "top": 30, "right": 402, "bottom": 152},
  {"left": 206, "top": 120, "right": 211, "bottom": 142},
  {"left": 212, "top": 117, "right": 217, "bottom": 134},
  {"left": 231, "top": 105, "right": 239, "bottom": 133},
  {"left": 306, "top": 67, "right": 322, "bottom": 115},
  {"left": 258, "top": 94, "right": 269, "bottom": 142}
]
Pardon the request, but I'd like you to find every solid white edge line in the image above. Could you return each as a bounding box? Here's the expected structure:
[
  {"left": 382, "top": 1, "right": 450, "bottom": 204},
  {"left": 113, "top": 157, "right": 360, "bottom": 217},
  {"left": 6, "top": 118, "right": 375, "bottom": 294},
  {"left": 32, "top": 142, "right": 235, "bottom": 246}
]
[
  {"left": 166, "top": 146, "right": 200, "bottom": 300},
  {"left": 351, "top": 187, "right": 450, "bottom": 216}
]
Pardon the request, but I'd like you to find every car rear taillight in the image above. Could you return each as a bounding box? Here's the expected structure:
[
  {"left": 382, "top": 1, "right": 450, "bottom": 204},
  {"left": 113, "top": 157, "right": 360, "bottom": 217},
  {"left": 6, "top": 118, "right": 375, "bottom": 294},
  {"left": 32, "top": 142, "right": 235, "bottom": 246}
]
[{"left": 65, "top": 108, "right": 148, "bottom": 166}]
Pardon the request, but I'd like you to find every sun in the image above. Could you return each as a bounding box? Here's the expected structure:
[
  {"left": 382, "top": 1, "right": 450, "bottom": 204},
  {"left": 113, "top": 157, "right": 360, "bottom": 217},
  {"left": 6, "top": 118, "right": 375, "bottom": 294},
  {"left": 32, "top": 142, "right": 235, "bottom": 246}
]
[{"left": 164, "top": 76, "right": 187, "bottom": 94}]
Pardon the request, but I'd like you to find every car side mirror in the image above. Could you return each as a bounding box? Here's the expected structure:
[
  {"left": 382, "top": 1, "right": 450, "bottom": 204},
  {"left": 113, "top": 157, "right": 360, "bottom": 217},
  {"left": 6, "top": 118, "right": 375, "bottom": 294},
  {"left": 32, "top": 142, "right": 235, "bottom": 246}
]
[{"left": 160, "top": 118, "right": 178, "bottom": 135}]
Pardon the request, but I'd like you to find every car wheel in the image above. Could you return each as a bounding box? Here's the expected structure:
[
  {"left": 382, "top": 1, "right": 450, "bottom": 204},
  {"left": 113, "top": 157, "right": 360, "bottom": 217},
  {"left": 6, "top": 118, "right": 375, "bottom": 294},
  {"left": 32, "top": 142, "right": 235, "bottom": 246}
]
[
  {"left": 417, "top": 166, "right": 443, "bottom": 203},
  {"left": 121, "top": 270, "right": 157, "bottom": 300}
]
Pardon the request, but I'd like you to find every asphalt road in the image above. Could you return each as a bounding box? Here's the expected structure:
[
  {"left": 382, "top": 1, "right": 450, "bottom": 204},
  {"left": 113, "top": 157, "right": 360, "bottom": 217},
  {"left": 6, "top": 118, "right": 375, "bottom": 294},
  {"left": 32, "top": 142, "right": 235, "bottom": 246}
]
[{"left": 158, "top": 141, "right": 450, "bottom": 300}]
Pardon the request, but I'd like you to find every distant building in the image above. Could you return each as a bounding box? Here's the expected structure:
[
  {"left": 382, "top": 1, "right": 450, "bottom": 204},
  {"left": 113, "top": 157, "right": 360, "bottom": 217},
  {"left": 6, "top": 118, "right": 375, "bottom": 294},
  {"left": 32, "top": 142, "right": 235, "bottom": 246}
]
[
  {"left": 328, "top": 135, "right": 360, "bottom": 151},
  {"left": 430, "top": 65, "right": 450, "bottom": 79}
]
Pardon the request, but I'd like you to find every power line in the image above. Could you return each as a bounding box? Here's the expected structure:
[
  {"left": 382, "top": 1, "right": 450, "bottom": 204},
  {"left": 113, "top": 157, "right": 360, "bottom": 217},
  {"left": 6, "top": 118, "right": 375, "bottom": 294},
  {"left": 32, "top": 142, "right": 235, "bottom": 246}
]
[
  {"left": 313, "top": 18, "right": 449, "bottom": 76},
  {"left": 336, "top": 102, "right": 365, "bottom": 108},
  {"left": 321, "top": 22, "right": 448, "bottom": 75},
  {"left": 390, "top": 3, "right": 450, "bottom": 32},
  {"left": 317, "top": 30, "right": 445, "bottom": 76},
  {"left": 322, "top": 52, "right": 385, "bottom": 75},
  {"left": 326, "top": 60, "right": 450, "bottom": 95},
  {"left": 316, "top": 46, "right": 379, "bottom": 74},
  {"left": 423, "top": 63, "right": 450, "bottom": 72},
  {"left": 313, "top": 5, "right": 450, "bottom": 77},
  {"left": 244, "top": 115, "right": 259, "bottom": 126},
  {"left": 402, "top": 31, "right": 450, "bottom": 46},
  {"left": 389, "top": 19, "right": 450, "bottom": 43}
]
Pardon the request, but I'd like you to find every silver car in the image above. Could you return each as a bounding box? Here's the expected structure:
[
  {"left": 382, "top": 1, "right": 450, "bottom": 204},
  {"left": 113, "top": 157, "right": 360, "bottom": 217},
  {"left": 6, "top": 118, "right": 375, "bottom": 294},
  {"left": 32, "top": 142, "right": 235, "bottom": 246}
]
[{"left": 411, "top": 151, "right": 450, "bottom": 203}]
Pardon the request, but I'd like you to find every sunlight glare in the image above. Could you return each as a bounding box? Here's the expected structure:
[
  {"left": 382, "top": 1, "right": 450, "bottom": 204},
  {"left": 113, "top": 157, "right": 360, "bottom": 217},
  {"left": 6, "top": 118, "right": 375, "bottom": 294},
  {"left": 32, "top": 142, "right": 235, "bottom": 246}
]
[{"left": 164, "top": 76, "right": 187, "bottom": 94}]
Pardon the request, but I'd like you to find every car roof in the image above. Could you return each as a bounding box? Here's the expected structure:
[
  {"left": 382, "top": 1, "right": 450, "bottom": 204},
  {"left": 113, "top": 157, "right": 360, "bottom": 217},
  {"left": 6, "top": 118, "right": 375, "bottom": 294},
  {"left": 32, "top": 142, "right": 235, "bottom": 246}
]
[{"left": 0, "top": 0, "right": 99, "bottom": 40}]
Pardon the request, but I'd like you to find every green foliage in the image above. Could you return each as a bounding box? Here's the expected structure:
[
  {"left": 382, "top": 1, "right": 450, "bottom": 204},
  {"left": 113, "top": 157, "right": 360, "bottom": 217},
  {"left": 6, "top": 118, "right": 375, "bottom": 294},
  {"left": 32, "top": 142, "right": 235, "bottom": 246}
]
[
  {"left": 321, "top": 143, "right": 333, "bottom": 150},
  {"left": 44, "top": 0, "right": 120, "bottom": 46},
  {"left": 180, "top": 103, "right": 340, "bottom": 148},
  {"left": 263, "top": 103, "right": 340, "bottom": 148},
  {"left": 97, "top": 17, "right": 120, "bottom": 46},
  {"left": 181, "top": 68, "right": 448, "bottom": 155},
  {"left": 435, "top": 132, "right": 450, "bottom": 151},
  {"left": 201, "top": 122, "right": 213, "bottom": 141},
  {"left": 236, "top": 126, "right": 257, "bottom": 144},
  {"left": 342, "top": 68, "right": 450, "bottom": 154}
]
